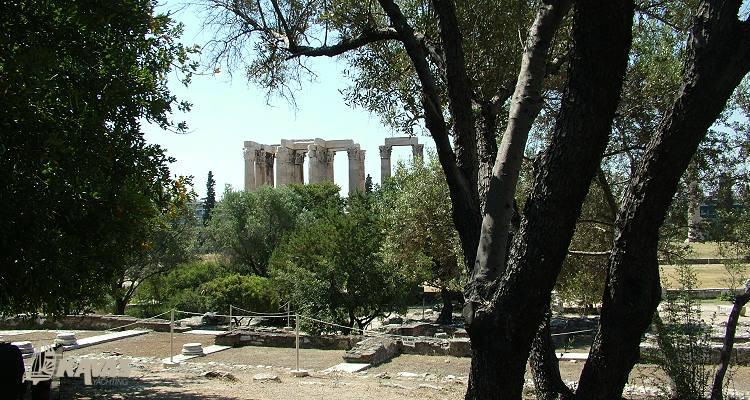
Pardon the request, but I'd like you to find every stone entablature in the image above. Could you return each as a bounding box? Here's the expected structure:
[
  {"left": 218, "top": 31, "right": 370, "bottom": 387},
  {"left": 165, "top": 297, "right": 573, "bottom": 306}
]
[{"left": 379, "top": 137, "right": 424, "bottom": 184}]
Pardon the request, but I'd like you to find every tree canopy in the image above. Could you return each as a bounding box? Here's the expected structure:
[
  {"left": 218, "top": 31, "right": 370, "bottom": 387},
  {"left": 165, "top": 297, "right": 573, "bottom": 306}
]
[
  {"left": 0, "top": 0, "right": 197, "bottom": 314},
  {"left": 379, "top": 156, "right": 464, "bottom": 323},
  {"left": 270, "top": 191, "right": 413, "bottom": 332}
]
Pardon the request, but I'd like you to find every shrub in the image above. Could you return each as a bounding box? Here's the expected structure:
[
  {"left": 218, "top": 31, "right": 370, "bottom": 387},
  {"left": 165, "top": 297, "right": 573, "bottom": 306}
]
[{"left": 199, "top": 274, "right": 280, "bottom": 314}]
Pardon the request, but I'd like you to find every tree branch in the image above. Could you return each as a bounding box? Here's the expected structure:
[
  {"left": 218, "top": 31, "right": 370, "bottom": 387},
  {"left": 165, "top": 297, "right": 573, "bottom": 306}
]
[
  {"left": 711, "top": 283, "right": 750, "bottom": 399},
  {"left": 433, "top": 0, "right": 479, "bottom": 187},
  {"left": 470, "top": 0, "right": 571, "bottom": 300},
  {"left": 286, "top": 28, "right": 399, "bottom": 58},
  {"left": 376, "top": 0, "right": 481, "bottom": 268}
]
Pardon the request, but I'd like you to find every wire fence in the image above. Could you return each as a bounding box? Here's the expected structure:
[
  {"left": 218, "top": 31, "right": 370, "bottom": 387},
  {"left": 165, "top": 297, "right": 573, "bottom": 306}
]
[
  {"left": 104, "top": 309, "right": 173, "bottom": 332},
  {"left": 6, "top": 304, "right": 598, "bottom": 371}
]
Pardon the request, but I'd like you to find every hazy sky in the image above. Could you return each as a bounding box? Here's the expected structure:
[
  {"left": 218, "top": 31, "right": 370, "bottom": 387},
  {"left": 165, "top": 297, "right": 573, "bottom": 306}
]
[{"left": 143, "top": 3, "right": 434, "bottom": 199}]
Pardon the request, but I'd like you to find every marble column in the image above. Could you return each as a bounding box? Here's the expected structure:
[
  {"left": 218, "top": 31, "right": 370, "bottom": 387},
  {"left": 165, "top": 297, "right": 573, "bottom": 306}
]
[
  {"left": 325, "top": 150, "right": 335, "bottom": 181},
  {"left": 254, "top": 149, "right": 268, "bottom": 187},
  {"left": 307, "top": 144, "right": 328, "bottom": 184},
  {"left": 264, "top": 151, "right": 275, "bottom": 187},
  {"left": 379, "top": 145, "right": 392, "bottom": 184},
  {"left": 243, "top": 146, "right": 257, "bottom": 191},
  {"left": 348, "top": 147, "right": 365, "bottom": 195},
  {"left": 412, "top": 144, "right": 424, "bottom": 160},
  {"left": 291, "top": 151, "right": 305, "bottom": 184},
  {"left": 275, "top": 146, "right": 292, "bottom": 187},
  {"left": 358, "top": 150, "right": 365, "bottom": 189}
]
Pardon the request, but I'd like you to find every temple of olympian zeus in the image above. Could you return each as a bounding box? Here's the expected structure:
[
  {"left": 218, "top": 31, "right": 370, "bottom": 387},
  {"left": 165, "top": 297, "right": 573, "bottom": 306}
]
[{"left": 243, "top": 137, "right": 424, "bottom": 195}]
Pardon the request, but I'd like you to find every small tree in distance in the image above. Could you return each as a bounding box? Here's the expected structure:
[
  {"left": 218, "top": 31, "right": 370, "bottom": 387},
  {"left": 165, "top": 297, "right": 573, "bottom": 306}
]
[{"left": 203, "top": 170, "right": 217, "bottom": 225}]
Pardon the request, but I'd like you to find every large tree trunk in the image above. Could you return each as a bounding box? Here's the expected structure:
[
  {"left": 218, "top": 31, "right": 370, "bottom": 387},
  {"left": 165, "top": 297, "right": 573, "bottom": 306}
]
[
  {"left": 465, "top": 2, "right": 634, "bottom": 398},
  {"left": 530, "top": 306, "right": 574, "bottom": 400},
  {"left": 114, "top": 298, "right": 127, "bottom": 315},
  {"left": 576, "top": 2, "right": 750, "bottom": 398}
]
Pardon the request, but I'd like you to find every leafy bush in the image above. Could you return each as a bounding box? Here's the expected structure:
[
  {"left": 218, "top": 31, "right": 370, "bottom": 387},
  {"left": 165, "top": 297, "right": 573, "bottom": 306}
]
[
  {"left": 131, "top": 260, "right": 230, "bottom": 313},
  {"left": 199, "top": 274, "right": 280, "bottom": 314}
]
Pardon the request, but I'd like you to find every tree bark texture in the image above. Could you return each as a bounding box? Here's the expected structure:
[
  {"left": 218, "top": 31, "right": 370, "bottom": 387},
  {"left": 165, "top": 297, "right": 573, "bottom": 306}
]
[
  {"left": 530, "top": 306, "right": 574, "bottom": 400},
  {"left": 576, "top": 2, "right": 750, "bottom": 398},
  {"left": 469, "top": 0, "right": 571, "bottom": 303},
  {"left": 465, "top": 1, "right": 634, "bottom": 398}
]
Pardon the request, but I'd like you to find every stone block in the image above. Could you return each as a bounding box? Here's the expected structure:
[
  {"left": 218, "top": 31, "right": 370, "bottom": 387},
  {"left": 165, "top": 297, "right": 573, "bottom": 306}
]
[
  {"left": 342, "top": 337, "right": 400, "bottom": 366},
  {"left": 447, "top": 338, "right": 471, "bottom": 357}
]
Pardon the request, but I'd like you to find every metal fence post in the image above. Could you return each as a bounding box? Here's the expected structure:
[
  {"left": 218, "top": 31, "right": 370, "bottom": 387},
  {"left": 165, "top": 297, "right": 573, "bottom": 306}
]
[
  {"left": 295, "top": 313, "right": 300, "bottom": 372},
  {"left": 170, "top": 309, "right": 175, "bottom": 364}
]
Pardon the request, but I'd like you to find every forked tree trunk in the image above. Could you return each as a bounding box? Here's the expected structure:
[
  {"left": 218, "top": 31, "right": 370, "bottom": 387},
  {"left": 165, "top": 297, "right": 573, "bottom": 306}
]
[
  {"left": 576, "top": 1, "right": 750, "bottom": 398},
  {"left": 465, "top": 1, "right": 634, "bottom": 398}
]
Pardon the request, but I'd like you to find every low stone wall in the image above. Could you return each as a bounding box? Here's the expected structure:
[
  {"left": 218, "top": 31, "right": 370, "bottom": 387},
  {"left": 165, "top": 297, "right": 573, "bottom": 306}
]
[
  {"left": 0, "top": 314, "right": 184, "bottom": 332},
  {"left": 215, "top": 330, "right": 361, "bottom": 350}
]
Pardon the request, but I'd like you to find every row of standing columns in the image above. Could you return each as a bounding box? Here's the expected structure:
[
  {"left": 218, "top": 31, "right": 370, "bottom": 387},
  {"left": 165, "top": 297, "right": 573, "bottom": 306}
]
[{"left": 243, "top": 140, "right": 366, "bottom": 194}]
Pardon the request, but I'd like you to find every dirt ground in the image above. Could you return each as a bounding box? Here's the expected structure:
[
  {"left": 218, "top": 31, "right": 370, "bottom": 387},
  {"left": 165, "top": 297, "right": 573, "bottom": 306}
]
[{"left": 8, "top": 330, "right": 750, "bottom": 399}]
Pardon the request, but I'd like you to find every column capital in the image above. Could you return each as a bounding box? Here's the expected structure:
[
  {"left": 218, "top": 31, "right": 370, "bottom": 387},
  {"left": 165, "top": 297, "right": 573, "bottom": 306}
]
[
  {"left": 379, "top": 145, "right": 392, "bottom": 159},
  {"left": 243, "top": 146, "right": 257, "bottom": 160},
  {"left": 347, "top": 147, "right": 364, "bottom": 160},
  {"left": 293, "top": 151, "right": 306, "bottom": 165}
]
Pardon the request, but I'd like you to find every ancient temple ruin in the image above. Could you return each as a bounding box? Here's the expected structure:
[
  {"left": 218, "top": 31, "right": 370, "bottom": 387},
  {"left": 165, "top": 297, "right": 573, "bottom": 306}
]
[
  {"left": 243, "top": 139, "right": 365, "bottom": 195},
  {"left": 243, "top": 136, "right": 424, "bottom": 194},
  {"left": 378, "top": 137, "right": 424, "bottom": 184}
]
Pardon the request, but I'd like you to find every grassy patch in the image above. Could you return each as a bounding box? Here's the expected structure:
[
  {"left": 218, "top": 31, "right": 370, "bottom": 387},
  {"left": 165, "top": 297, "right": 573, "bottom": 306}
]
[{"left": 661, "top": 263, "right": 749, "bottom": 288}]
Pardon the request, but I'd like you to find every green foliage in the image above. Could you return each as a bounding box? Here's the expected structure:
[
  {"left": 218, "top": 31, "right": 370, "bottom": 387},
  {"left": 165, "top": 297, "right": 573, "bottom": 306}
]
[
  {"left": 206, "top": 186, "right": 302, "bottom": 275},
  {"left": 0, "top": 0, "right": 197, "bottom": 314},
  {"left": 654, "top": 264, "right": 716, "bottom": 399},
  {"left": 110, "top": 176, "right": 199, "bottom": 314},
  {"left": 199, "top": 274, "right": 280, "bottom": 314},
  {"left": 270, "top": 191, "right": 413, "bottom": 332},
  {"left": 133, "top": 259, "right": 230, "bottom": 314},
  {"left": 379, "top": 156, "right": 465, "bottom": 292},
  {"left": 555, "top": 176, "right": 615, "bottom": 308},
  {"left": 206, "top": 183, "right": 343, "bottom": 276}
]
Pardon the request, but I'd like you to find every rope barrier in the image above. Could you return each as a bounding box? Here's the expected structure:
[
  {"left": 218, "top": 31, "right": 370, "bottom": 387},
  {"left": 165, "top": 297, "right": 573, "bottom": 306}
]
[
  {"left": 299, "top": 315, "right": 419, "bottom": 341},
  {"left": 104, "top": 309, "right": 173, "bottom": 332},
  {"left": 174, "top": 309, "right": 290, "bottom": 319},
  {"left": 550, "top": 328, "right": 595, "bottom": 337},
  {"left": 300, "top": 315, "right": 596, "bottom": 341},
  {"left": 231, "top": 305, "right": 290, "bottom": 316}
]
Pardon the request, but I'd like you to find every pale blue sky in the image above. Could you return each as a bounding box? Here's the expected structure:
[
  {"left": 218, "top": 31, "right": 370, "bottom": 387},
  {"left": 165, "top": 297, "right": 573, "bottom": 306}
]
[{"left": 144, "top": 3, "right": 434, "bottom": 199}]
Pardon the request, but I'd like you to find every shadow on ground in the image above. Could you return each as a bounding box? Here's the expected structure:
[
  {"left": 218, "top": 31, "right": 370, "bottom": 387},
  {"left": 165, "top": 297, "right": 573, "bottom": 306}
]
[{"left": 53, "top": 376, "right": 245, "bottom": 400}]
